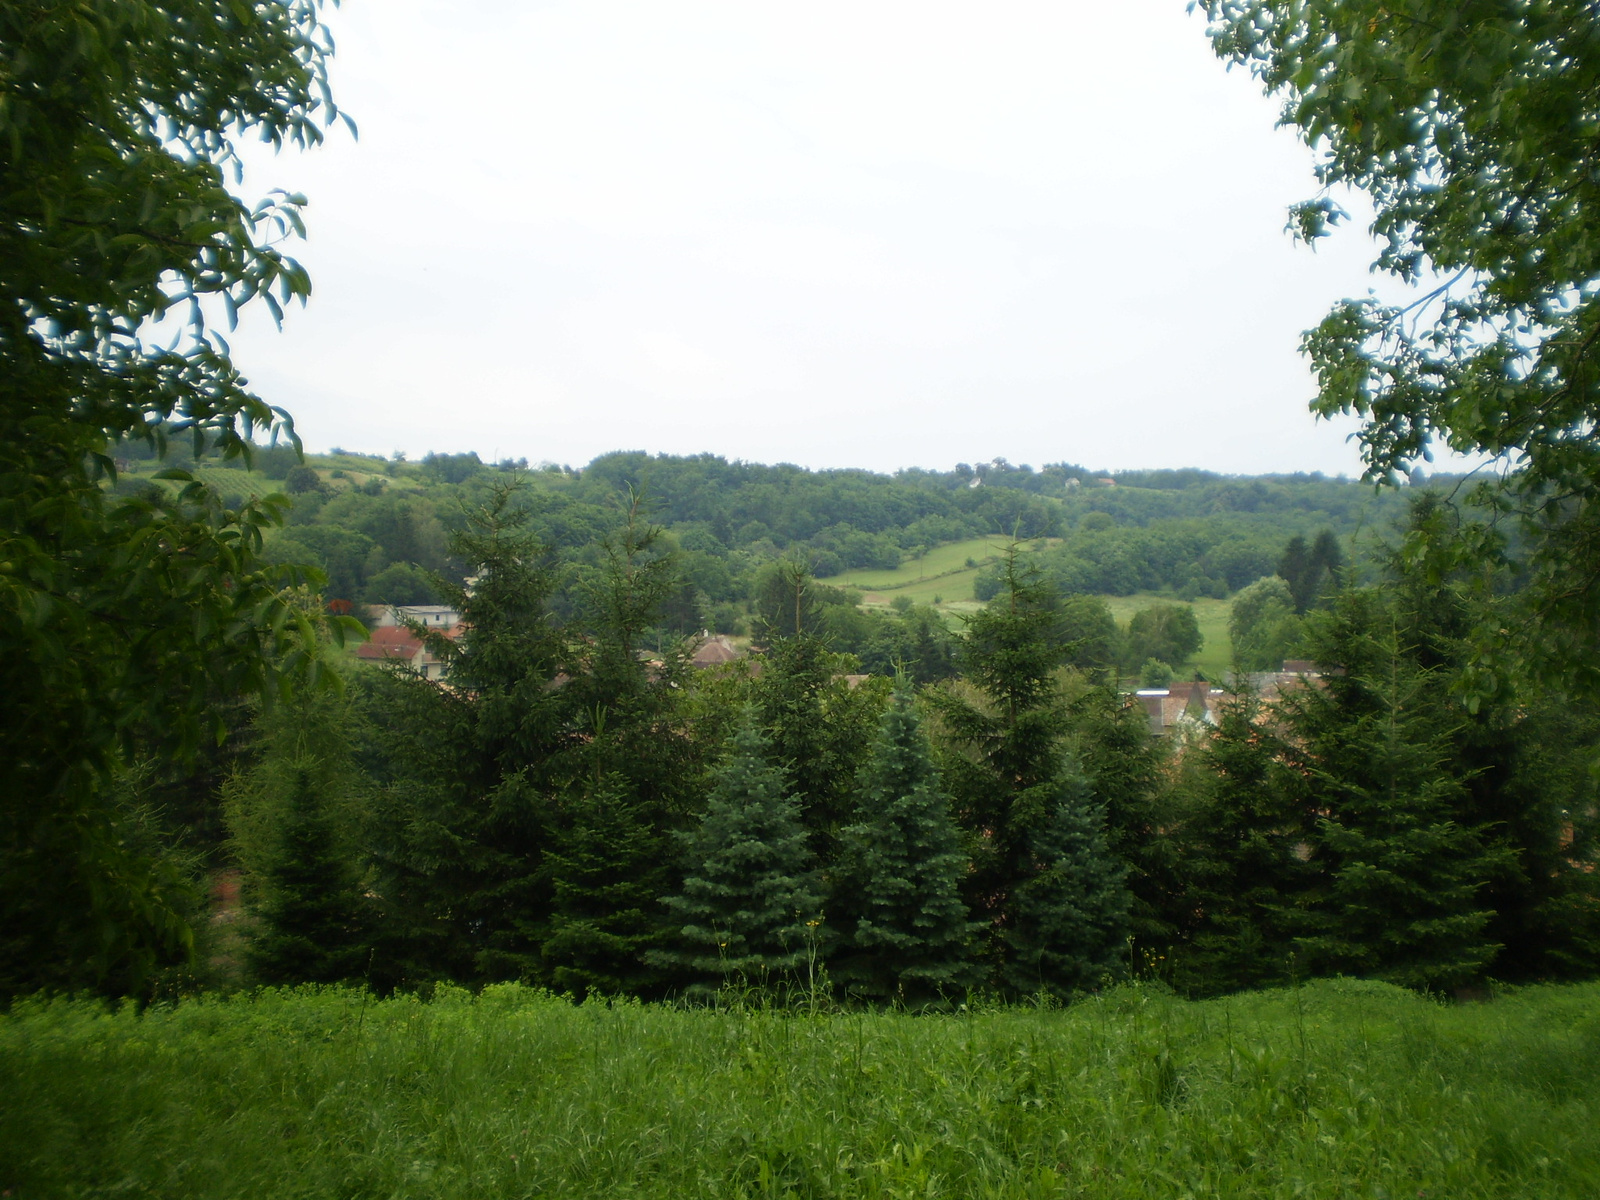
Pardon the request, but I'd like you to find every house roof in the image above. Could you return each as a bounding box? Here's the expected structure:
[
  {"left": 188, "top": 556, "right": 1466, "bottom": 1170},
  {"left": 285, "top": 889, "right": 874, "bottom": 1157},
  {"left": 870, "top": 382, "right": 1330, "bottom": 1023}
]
[
  {"left": 691, "top": 635, "right": 742, "bottom": 667},
  {"left": 1137, "top": 680, "right": 1225, "bottom": 734},
  {"left": 355, "top": 625, "right": 423, "bottom": 660}
]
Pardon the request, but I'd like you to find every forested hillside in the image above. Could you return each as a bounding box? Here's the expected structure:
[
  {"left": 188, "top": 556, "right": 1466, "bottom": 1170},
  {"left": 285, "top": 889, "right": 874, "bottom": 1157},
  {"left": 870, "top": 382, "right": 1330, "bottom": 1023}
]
[
  {"left": 69, "top": 438, "right": 1600, "bottom": 1014},
  {"left": 113, "top": 438, "right": 1413, "bottom": 625},
  {"left": 9, "top": 4, "right": 1600, "bottom": 1196}
]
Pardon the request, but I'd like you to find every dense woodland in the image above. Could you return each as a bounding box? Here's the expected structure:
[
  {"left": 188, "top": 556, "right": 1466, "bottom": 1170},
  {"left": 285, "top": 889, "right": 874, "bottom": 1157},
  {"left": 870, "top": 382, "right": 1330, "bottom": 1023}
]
[
  {"left": 71, "top": 452, "right": 1597, "bottom": 1008},
  {"left": 108, "top": 437, "right": 1413, "bottom": 677},
  {"left": 8, "top": 2, "right": 1600, "bottom": 1194},
  {"left": 116, "top": 440, "right": 1410, "bottom": 613},
  {"left": 7, "top": 0, "right": 1600, "bottom": 1019}
]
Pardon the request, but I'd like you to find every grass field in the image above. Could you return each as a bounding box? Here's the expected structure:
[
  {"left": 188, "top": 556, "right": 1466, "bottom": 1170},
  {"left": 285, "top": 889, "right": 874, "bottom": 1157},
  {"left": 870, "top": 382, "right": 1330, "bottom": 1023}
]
[
  {"left": 822, "top": 541, "right": 1237, "bottom": 679},
  {"left": 118, "top": 451, "right": 417, "bottom": 497},
  {"left": 818, "top": 537, "right": 1057, "bottom": 611},
  {"left": 1104, "top": 593, "right": 1234, "bottom": 681},
  {"left": 4, "top": 980, "right": 1596, "bottom": 1198}
]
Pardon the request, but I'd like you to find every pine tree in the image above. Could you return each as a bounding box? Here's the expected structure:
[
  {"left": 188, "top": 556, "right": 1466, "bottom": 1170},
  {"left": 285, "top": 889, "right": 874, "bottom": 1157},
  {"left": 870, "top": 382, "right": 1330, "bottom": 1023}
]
[
  {"left": 753, "top": 631, "right": 888, "bottom": 860},
  {"left": 830, "top": 681, "right": 979, "bottom": 1003},
  {"left": 246, "top": 767, "right": 369, "bottom": 986},
  {"left": 653, "top": 716, "right": 822, "bottom": 988},
  {"left": 1283, "top": 590, "right": 1506, "bottom": 990},
  {"left": 1170, "top": 682, "right": 1312, "bottom": 995},
  {"left": 542, "top": 773, "right": 672, "bottom": 998},
  {"left": 1000, "top": 762, "right": 1130, "bottom": 1000}
]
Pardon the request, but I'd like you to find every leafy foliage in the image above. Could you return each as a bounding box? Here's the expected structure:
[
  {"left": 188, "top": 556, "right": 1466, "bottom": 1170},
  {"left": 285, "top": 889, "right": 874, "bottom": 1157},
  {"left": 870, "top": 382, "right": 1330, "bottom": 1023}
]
[
  {"left": 1124, "top": 603, "right": 1203, "bottom": 672},
  {"left": 0, "top": 0, "right": 352, "bottom": 997},
  {"left": 1197, "top": 0, "right": 1600, "bottom": 689},
  {"left": 1228, "top": 575, "right": 1304, "bottom": 671}
]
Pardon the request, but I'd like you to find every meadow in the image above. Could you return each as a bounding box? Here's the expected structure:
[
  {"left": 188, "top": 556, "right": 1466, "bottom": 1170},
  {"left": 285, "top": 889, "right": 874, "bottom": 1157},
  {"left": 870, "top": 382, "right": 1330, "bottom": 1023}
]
[
  {"left": 820, "top": 537, "right": 1055, "bottom": 611},
  {"left": 1102, "top": 593, "right": 1234, "bottom": 681},
  {"left": 3, "top": 980, "right": 1595, "bottom": 1199}
]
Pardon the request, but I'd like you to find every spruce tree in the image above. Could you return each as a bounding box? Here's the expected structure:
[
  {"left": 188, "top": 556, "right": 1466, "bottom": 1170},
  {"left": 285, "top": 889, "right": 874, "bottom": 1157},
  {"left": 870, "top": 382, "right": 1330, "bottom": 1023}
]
[
  {"left": 543, "top": 773, "right": 672, "bottom": 998},
  {"left": 1170, "top": 682, "right": 1312, "bottom": 995},
  {"left": 1276, "top": 535, "right": 1311, "bottom": 612},
  {"left": 540, "top": 493, "right": 700, "bottom": 998},
  {"left": 246, "top": 767, "right": 369, "bottom": 986},
  {"left": 1001, "top": 761, "right": 1130, "bottom": 1000},
  {"left": 934, "top": 545, "right": 1135, "bottom": 995},
  {"left": 1384, "top": 495, "right": 1600, "bottom": 982},
  {"left": 1282, "top": 590, "right": 1506, "bottom": 990},
  {"left": 753, "top": 631, "right": 889, "bottom": 860},
  {"left": 1277, "top": 531, "right": 1343, "bottom": 614},
  {"left": 1071, "top": 685, "right": 1180, "bottom": 954},
  {"left": 654, "top": 716, "right": 822, "bottom": 988},
  {"left": 830, "top": 681, "right": 979, "bottom": 1003},
  {"left": 362, "top": 482, "right": 573, "bottom": 987}
]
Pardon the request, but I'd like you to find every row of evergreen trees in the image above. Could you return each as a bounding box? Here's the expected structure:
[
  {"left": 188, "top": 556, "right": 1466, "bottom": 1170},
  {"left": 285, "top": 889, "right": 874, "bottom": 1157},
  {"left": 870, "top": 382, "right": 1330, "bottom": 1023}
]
[{"left": 227, "top": 486, "right": 1600, "bottom": 1003}]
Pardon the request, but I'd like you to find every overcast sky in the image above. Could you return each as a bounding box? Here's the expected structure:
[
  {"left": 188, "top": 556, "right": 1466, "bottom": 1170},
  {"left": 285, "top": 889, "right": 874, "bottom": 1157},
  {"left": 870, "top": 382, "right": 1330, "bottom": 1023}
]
[{"left": 226, "top": 0, "right": 1404, "bottom": 477}]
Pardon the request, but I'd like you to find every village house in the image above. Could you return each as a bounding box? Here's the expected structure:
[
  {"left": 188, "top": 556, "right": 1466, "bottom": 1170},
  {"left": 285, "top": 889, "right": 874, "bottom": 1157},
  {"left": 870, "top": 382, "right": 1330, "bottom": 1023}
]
[
  {"left": 354, "top": 622, "right": 464, "bottom": 681},
  {"left": 1135, "top": 679, "right": 1226, "bottom": 736},
  {"left": 690, "top": 634, "right": 743, "bottom": 668},
  {"left": 365, "top": 603, "right": 461, "bottom": 630},
  {"left": 1135, "top": 662, "right": 1326, "bottom": 737}
]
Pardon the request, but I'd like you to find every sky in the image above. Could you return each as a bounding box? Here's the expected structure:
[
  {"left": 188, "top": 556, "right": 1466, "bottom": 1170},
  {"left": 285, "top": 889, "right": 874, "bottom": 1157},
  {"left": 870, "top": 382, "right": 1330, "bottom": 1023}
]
[{"left": 225, "top": 0, "right": 1406, "bottom": 477}]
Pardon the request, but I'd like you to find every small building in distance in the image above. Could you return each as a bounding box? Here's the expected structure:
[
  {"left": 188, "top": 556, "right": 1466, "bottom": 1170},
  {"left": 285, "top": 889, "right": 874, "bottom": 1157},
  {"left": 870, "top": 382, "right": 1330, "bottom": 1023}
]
[
  {"left": 1135, "top": 661, "right": 1330, "bottom": 736},
  {"left": 1231, "top": 659, "right": 1325, "bottom": 704},
  {"left": 366, "top": 604, "right": 461, "bottom": 630},
  {"left": 355, "top": 622, "right": 464, "bottom": 682},
  {"left": 1135, "top": 679, "right": 1225, "bottom": 736},
  {"left": 690, "top": 634, "right": 744, "bottom": 668}
]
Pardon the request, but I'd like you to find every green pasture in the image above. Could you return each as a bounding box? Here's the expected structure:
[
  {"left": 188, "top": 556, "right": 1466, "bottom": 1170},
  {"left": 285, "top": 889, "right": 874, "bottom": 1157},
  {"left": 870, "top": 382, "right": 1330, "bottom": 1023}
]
[
  {"left": 117, "top": 452, "right": 409, "bottom": 497},
  {"left": 825, "top": 540, "right": 1237, "bottom": 678},
  {"left": 1105, "top": 592, "right": 1234, "bottom": 681},
  {"left": 820, "top": 537, "right": 1056, "bottom": 610},
  {"left": 4, "top": 980, "right": 1596, "bottom": 1199}
]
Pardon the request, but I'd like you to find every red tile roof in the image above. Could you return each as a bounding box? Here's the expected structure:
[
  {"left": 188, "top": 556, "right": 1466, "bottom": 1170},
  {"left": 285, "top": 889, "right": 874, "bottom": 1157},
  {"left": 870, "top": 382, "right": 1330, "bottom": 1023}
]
[{"left": 356, "top": 626, "right": 423, "bottom": 661}]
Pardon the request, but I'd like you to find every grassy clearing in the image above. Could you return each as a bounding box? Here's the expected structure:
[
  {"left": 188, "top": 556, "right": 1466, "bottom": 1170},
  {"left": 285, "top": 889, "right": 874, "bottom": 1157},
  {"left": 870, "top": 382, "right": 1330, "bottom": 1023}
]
[
  {"left": 820, "top": 538, "right": 1057, "bottom": 612},
  {"left": 4, "top": 980, "right": 1596, "bottom": 1199},
  {"left": 116, "top": 450, "right": 413, "bottom": 496},
  {"left": 1104, "top": 593, "right": 1234, "bottom": 681}
]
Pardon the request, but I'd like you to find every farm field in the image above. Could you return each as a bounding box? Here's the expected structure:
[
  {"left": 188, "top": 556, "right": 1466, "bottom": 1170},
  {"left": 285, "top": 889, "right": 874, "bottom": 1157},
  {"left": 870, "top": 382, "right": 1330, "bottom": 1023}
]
[
  {"left": 4, "top": 980, "right": 1596, "bottom": 1199},
  {"left": 819, "top": 536, "right": 1057, "bottom": 610},
  {"left": 119, "top": 452, "right": 412, "bottom": 497},
  {"left": 1104, "top": 592, "right": 1234, "bottom": 681}
]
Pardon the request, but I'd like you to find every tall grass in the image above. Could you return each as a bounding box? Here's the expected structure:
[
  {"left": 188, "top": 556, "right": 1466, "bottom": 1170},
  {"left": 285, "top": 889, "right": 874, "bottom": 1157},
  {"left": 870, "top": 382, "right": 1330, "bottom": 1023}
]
[{"left": 3, "top": 980, "right": 1595, "bottom": 1198}]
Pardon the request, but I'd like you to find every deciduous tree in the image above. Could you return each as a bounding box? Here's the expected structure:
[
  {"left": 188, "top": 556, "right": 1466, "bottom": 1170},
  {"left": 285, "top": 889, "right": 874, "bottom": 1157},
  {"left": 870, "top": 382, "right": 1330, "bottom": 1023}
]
[
  {"left": 0, "top": 0, "right": 350, "bottom": 996},
  {"left": 1196, "top": 0, "right": 1600, "bottom": 690}
]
